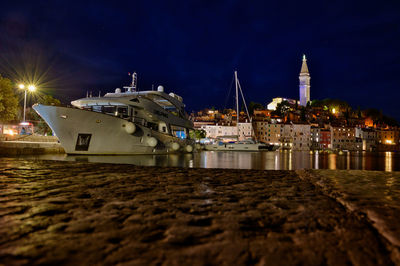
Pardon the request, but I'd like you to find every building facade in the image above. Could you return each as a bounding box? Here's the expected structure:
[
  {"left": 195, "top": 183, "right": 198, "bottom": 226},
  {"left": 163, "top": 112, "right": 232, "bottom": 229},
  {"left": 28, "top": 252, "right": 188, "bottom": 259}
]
[
  {"left": 310, "top": 127, "right": 321, "bottom": 150},
  {"left": 355, "top": 128, "right": 376, "bottom": 151},
  {"left": 281, "top": 123, "right": 311, "bottom": 150},
  {"left": 254, "top": 122, "right": 283, "bottom": 145},
  {"left": 330, "top": 126, "right": 362, "bottom": 151},
  {"left": 320, "top": 129, "right": 331, "bottom": 149},
  {"left": 201, "top": 123, "right": 253, "bottom": 141}
]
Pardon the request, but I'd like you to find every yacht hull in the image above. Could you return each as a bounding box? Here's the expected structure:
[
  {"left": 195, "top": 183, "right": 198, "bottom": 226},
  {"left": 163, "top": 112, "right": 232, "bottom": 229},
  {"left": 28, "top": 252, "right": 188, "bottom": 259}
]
[
  {"left": 204, "top": 143, "right": 277, "bottom": 151},
  {"left": 33, "top": 105, "right": 195, "bottom": 155}
]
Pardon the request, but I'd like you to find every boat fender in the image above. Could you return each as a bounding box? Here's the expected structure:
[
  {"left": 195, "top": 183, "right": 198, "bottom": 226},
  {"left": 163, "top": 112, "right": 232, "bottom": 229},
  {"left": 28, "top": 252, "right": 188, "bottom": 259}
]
[
  {"left": 124, "top": 122, "right": 136, "bottom": 134},
  {"left": 171, "top": 142, "right": 180, "bottom": 151},
  {"left": 195, "top": 143, "right": 202, "bottom": 150},
  {"left": 147, "top": 137, "right": 158, "bottom": 147},
  {"left": 185, "top": 145, "right": 193, "bottom": 153}
]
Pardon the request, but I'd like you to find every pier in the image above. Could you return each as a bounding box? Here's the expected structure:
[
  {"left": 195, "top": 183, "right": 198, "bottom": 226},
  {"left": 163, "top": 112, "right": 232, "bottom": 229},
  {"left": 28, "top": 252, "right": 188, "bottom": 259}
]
[{"left": 0, "top": 159, "right": 398, "bottom": 265}]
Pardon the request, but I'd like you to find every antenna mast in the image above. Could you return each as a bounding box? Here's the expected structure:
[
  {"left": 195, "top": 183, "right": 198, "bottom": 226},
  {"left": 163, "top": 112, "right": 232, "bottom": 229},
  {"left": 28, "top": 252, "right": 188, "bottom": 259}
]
[
  {"left": 131, "top": 72, "right": 137, "bottom": 91},
  {"left": 235, "top": 71, "right": 239, "bottom": 139},
  {"left": 235, "top": 71, "right": 255, "bottom": 140}
]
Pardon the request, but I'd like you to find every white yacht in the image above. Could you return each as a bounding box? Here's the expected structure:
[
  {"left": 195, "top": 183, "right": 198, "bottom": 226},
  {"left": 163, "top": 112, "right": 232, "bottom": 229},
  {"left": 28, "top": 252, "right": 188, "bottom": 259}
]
[
  {"left": 204, "top": 139, "right": 276, "bottom": 151},
  {"left": 33, "top": 73, "right": 195, "bottom": 155}
]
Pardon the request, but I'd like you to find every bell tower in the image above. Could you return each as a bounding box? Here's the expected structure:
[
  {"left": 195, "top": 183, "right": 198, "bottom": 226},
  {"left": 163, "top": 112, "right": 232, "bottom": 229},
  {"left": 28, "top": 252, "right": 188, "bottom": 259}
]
[{"left": 299, "top": 54, "right": 310, "bottom": 106}]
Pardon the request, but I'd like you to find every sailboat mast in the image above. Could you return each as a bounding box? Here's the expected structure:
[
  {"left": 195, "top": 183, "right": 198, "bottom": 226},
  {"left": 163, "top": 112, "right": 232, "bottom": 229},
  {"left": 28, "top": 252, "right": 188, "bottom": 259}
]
[{"left": 234, "top": 71, "right": 239, "bottom": 139}]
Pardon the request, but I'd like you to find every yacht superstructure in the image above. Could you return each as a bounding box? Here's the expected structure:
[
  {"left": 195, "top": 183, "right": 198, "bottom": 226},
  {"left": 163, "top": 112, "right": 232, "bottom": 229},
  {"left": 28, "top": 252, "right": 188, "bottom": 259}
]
[{"left": 33, "top": 73, "right": 195, "bottom": 155}]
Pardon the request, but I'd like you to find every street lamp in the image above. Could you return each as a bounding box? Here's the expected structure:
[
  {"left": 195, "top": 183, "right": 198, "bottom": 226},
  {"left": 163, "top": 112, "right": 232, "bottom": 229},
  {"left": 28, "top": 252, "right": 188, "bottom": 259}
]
[{"left": 19, "top": 83, "right": 36, "bottom": 123}]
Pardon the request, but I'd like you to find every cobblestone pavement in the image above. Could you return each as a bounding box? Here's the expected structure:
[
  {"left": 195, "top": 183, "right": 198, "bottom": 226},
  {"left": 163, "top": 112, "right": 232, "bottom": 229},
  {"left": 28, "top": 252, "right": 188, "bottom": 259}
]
[{"left": 0, "top": 158, "right": 398, "bottom": 265}]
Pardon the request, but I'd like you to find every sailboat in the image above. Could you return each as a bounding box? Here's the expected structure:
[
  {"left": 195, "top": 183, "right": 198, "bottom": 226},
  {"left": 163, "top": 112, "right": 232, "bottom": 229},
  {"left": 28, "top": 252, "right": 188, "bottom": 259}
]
[{"left": 204, "top": 71, "right": 276, "bottom": 151}]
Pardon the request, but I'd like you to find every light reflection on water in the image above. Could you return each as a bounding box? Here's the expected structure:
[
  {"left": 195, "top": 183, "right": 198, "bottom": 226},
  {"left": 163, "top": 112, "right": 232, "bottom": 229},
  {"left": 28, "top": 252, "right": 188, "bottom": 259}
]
[{"left": 22, "top": 151, "right": 400, "bottom": 171}]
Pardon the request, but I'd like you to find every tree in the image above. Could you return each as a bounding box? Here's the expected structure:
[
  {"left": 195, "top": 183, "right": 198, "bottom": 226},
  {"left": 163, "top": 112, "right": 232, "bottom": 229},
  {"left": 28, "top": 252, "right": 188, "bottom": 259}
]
[
  {"left": 0, "top": 75, "right": 19, "bottom": 123},
  {"left": 356, "top": 106, "right": 362, "bottom": 118},
  {"left": 248, "top": 101, "right": 264, "bottom": 115},
  {"left": 272, "top": 100, "right": 290, "bottom": 117},
  {"left": 343, "top": 108, "right": 351, "bottom": 125},
  {"left": 190, "top": 129, "right": 206, "bottom": 140},
  {"left": 300, "top": 108, "right": 307, "bottom": 122}
]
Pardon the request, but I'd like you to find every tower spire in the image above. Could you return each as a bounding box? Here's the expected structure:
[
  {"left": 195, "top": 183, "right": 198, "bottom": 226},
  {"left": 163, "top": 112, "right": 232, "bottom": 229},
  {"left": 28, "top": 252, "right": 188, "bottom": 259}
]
[{"left": 300, "top": 54, "right": 309, "bottom": 75}]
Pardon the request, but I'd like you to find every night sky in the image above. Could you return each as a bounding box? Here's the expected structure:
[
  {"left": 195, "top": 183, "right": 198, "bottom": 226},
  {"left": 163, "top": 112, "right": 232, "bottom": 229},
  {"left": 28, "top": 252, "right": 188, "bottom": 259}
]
[{"left": 1, "top": 1, "right": 400, "bottom": 119}]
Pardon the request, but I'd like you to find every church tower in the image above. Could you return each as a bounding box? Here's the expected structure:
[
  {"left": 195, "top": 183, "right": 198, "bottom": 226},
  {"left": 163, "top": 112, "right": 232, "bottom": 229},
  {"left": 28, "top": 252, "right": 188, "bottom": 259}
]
[{"left": 299, "top": 54, "right": 310, "bottom": 106}]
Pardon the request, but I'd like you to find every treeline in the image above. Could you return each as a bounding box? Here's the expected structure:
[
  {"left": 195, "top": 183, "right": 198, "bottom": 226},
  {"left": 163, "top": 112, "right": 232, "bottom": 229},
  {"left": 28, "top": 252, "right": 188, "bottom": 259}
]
[
  {"left": 311, "top": 98, "right": 398, "bottom": 126},
  {"left": 247, "top": 98, "right": 398, "bottom": 127}
]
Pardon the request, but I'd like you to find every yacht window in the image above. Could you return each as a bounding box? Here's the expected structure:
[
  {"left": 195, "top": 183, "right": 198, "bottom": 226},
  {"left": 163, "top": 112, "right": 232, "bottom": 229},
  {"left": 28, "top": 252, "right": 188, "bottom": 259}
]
[
  {"left": 146, "top": 94, "right": 183, "bottom": 117},
  {"left": 103, "top": 106, "right": 116, "bottom": 114},
  {"left": 117, "top": 106, "right": 129, "bottom": 118},
  {"left": 92, "top": 106, "right": 102, "bottom": 112},
  {"left": 147, "top": 122, "right": 158, "bottom": 131},
  {"left": 130, "top": 98, "right": 139, "bottom": 103},
  {"left": 171, "top": 125, "right": 187, "bottom": 139}
]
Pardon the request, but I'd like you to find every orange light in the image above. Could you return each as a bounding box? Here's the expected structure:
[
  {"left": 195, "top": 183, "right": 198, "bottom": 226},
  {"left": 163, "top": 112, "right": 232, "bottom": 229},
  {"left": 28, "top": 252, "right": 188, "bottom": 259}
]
[{"left": 4, "top": 129, "right": 17, "bottom": 136}]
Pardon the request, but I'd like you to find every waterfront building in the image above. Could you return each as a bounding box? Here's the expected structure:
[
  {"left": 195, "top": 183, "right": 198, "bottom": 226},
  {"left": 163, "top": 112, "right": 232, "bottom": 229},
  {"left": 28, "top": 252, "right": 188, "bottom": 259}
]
[
  {"left": 330, "top": 126, "right": 362, "bottom": 151},
  {"left": 253, "top": 121, "right": 267, "bottom": 143},
  {"left": 376, "top": 129, "right": 400, "bottom": 151},
  {"left": 254, "top": 122, "right": 283, "bottom": 145},
  {"left": 355, "top": 127, "right": 377, "bottom": 151},
  {"left": 193, "top": 121, "right": 215, "bottom": 129},
  {"left": 310, "top": 127, "right": 321, "bottom": 150},
  {"left": 238, "top": 123, "right": 253, "bottom": 140},
  {"left": 201, "top": 122, "right": 253, "bottom": 141},
  {"left": 376, "top": 129, "right": 399, "bottom": 145},
  {"left": 299, "top": 55, "right": 311, "bottom": 106},
  {"left": 320, "top": 129, "right": 331, "bottom": 149},
  {"left": 281, "top": 123, "right": 311, "bottom": 150}
]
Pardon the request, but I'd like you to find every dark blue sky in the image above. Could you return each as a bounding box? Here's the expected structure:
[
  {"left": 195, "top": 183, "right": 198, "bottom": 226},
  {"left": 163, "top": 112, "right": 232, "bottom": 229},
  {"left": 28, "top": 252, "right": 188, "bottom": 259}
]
[{"left": 1, "top": 0, "right": 400, "bottom": 119}]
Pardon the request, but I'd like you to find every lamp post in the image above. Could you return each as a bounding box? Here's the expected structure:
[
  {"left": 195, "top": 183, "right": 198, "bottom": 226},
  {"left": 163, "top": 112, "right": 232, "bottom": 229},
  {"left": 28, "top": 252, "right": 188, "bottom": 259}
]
[{"left": 18, "top": 84, "right": 36, "bottom": 123}]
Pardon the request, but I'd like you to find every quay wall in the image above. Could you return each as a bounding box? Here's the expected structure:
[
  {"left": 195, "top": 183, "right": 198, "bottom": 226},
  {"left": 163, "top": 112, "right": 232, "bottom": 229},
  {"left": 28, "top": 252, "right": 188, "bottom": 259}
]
[{"left": 0, "top": 139, "right": 65, "bottom": 155}]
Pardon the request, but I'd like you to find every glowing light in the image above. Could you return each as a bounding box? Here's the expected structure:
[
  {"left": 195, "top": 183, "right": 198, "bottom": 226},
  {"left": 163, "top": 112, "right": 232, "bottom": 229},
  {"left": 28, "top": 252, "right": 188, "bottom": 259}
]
[
  {"left": 18, "top": 83, "right": 37, "bottom": 122},
  {"left": 28, "top": 85, "right": 36, "bottom": 92},
  {"left": 386, "top": 140, "right": 393, "bottom": 144},
  {"left": 332, "top": 108, "right": 336, "bottom": 114},
  {"left": 4, "top": 129, "right": 17, "bottom": 136}
]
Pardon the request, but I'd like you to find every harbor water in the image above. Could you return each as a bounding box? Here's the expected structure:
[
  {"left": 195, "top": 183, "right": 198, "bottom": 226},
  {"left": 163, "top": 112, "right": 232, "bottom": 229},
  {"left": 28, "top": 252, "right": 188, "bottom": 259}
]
[{"left": 21, "top": 150, "right": 400, "bottom": 171}]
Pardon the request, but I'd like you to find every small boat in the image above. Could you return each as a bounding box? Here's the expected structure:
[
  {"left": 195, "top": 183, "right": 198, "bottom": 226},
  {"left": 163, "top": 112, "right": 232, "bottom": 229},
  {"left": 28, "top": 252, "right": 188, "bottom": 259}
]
[
  {"left": 33, "top": 73, "right": 195, "bottom": 155},
  {"left": 204, "top": 139, "right": 277, "bottom": 151}
]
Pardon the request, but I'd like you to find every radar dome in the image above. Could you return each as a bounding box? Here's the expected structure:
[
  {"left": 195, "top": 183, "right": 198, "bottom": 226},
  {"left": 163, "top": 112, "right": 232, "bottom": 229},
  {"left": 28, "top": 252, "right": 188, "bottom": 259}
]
[{"left": 157, "top": 85, "right": 164, "bottom": 92}]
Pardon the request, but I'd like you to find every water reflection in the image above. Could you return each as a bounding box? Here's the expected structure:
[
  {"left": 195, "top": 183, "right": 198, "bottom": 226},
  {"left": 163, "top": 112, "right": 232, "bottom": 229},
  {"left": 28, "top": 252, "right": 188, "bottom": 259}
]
[
  {"left": 21, "top": 151, "right": 400, "bottom": 171},
  {"left": 385, "top": 152, "right": 392, "bottom": 172},
  {"left": 329, "top": 154, "right": 336, "bottom": 170}
]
